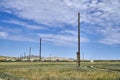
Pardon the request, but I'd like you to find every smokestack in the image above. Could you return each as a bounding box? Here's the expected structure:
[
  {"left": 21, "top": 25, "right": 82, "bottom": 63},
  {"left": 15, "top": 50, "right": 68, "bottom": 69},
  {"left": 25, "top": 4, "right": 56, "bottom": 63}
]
[
  {"left": 39, "top": 38, "right": 41, "bottom": 62},
  {"left": 77, "top": 12, "right": 80, "bottom": 67}
]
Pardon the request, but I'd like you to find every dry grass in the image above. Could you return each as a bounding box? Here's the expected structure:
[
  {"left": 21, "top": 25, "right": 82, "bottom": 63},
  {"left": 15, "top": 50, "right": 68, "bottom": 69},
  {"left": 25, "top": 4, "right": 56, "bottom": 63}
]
[{"left": 0, "top": 62, "right": 120, "bottom": 80}]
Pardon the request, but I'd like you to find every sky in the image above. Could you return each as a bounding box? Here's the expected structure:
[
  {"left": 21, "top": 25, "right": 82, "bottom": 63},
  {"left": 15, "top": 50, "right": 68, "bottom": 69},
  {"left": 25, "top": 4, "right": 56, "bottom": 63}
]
[{"left": 0, "top": 0, "right": 120, "bottom": 60}]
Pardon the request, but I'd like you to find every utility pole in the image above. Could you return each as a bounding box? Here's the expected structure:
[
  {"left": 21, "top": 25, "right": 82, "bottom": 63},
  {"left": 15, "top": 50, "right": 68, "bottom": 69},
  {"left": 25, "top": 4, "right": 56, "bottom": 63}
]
[
  {"left": 24, "top": 52, "right": 26, "bottom": 59},
  {"left": 77, "top": 12, "right": 80, "bottom": 67},
  {"left": 50, "top": 53, "right": 51, "bottom": 61},
  {"left": 22, "top": 53, "right": 23, "bottom": 59},
  {"left": 39, "top": 38, "right": 41, "bottom": 62},
  {"left": 83, "top": 52, "right": 84, "bottom": 61},
  {"left": 29, "top": 47, "right": 31, "bottom": 61}
]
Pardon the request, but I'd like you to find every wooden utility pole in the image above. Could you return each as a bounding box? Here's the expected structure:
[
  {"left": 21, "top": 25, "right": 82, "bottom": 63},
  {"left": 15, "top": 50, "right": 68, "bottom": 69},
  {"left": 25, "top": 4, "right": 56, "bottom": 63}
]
[
  {"left": 77, "top": 12, "right": 80, "bottom": 67},
  {"left": 39, "top": 38, "right": 41, "bottom": 62},
  {"left": 83, "top": 52, "right": 84, "bottom": 61},
  {"left": 22, "top": 53, "right": 24, "bottom": 59},
  {"left": 29, "top": 47, "right": 31, "bottom": 61},
  {"left": 24, "top": 52, "right": 26, "bottom": 59}
]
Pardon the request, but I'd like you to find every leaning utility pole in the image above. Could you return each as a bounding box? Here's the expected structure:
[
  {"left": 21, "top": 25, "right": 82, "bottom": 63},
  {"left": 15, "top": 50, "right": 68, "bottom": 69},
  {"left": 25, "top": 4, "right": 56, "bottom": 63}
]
[
  {"left": 77, "top": 12, "right": 80, "bottom": 67},
  {"left": 39, "top": 38, "right": 41, "bottom": 62}
]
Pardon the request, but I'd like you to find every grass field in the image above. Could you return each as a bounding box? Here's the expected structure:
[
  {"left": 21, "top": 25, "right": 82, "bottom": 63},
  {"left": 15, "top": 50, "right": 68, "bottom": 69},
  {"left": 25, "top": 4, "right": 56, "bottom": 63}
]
[{"left": 0, "top": 62, "right": 120, "bottom": 80}]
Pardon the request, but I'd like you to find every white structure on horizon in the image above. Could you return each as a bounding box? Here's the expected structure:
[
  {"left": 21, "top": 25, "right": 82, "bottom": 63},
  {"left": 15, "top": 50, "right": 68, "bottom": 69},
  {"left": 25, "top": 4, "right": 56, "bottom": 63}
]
[{"left": 90, "top": 60, "right": 94, "bottom": 62}]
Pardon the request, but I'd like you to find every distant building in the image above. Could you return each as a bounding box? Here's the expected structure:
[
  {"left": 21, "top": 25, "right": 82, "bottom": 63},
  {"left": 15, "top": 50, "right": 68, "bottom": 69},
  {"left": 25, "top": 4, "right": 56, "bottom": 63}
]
[
  {"left": 21, "top": 59, "right": 28, "bottom": 61},
  {"left": 30, "top": 59, "right": 35, "bottom": 62},
  {"left": 90, "top": 60, "right": 94, "bottom": 62}
]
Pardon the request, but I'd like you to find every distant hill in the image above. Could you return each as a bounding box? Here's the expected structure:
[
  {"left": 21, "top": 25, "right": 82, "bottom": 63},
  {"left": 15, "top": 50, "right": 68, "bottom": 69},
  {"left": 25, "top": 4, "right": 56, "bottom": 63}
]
[{"left": 0, "top": 55, "right": 76, "bottom": 61}]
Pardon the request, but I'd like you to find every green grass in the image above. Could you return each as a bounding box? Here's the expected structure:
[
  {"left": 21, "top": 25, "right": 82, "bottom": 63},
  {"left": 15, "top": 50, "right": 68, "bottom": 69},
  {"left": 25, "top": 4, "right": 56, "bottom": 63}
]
[{"left": 0, "top": 62, "right": 120, "bottom": 80}]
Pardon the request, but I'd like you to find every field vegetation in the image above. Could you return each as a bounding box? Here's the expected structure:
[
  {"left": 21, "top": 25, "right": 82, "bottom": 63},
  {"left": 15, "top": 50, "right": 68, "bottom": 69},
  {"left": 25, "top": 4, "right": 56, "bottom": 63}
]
[{"left": 0, "top": 62, "right": 120, "bottom": 80}]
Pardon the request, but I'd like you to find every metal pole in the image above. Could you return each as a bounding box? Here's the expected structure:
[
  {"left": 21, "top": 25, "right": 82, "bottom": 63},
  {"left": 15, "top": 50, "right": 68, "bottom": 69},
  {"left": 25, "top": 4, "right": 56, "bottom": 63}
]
[
  {"left": 39, "top": 38, "right": 41, "bottom": 62},
  {"left": 77, "top": 12, "right": 80, "bottom": 67}
]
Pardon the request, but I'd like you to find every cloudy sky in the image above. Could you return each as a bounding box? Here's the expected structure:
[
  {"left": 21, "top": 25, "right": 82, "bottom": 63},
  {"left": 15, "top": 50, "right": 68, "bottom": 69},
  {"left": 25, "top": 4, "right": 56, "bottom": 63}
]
[{"left": 0, "top": 0, "right": 120, "bottom": 59}]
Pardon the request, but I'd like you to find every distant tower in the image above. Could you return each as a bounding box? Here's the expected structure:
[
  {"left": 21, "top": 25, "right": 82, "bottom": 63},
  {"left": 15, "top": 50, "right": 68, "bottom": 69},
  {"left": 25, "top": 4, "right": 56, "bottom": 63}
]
[
  {"left": 39, "top": 38, "right": 41, "bottom": 62},
  {"left": 77, "top": 12, "right": 80, "bottom": 67}
]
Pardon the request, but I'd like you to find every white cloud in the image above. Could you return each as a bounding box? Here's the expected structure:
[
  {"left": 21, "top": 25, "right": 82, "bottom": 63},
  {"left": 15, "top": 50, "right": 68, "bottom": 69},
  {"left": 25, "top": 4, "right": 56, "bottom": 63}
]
[
  {"left": 38, "top": 33, "right": 89, "bottom": 46},
  {"left": 0, "top": 31, "right": 37, "bottom": 42},
  {"left": 3, "top": 19, "right": 46, "bottom": 30},
  {"left": 0, "top": 0, "right": 76, "bottom": 26},
  {"left": 60, "top": 30, "right": 77, "bottom": 36},
  {"left": 0, "top": 0, "right": 120, "bottom": 46},
  {"left": 0, "top": 32, "right": 8, "bottom": 38},
  {"left": 0, "top": 26, "right": 38, "bottom": 42},
  {"left": 97, "top": 26, "right": 120, "bottom": 45},
  {"left": 8, "top": 35, "right": 36, "bottom": 42},
  {"left": 0, "top": 0, "right": 120, "bottom": 26}
]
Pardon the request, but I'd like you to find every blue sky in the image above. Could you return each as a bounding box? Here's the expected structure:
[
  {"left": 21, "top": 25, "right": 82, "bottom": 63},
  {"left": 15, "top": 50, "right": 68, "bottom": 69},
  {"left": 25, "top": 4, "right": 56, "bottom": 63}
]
[{"left": 0, "top": 0, "right": 120, "bottom": 60}]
